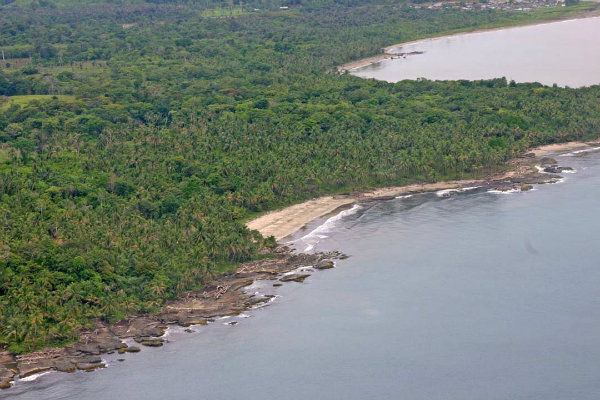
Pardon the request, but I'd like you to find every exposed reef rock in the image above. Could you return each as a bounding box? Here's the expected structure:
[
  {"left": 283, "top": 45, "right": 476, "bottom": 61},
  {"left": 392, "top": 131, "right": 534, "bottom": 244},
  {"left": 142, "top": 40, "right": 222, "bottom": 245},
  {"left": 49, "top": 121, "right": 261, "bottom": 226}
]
[
  {"left": 280, "top": 273, "right": 311, "bottom": 283},
  {"left": 0, "top": 247, "right": 342, "bottom": 389},
  {"left": 0, "top": 149, "right": 575, "bottom": 389},
  {"left": 544, "top": 165, "right": 573, "bottom": 173},
  {"left": 315, "top": 260, "right": 335, "bottom": 270}
]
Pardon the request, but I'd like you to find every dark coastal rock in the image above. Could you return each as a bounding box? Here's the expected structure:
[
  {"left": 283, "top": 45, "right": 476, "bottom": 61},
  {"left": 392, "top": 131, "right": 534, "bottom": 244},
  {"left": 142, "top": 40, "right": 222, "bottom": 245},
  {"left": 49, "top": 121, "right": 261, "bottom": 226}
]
[
  {"left": 499, "top": 186, "right": 516, "bottom": 191},
  {"left": 73, "top": 328, "right": 126, "bottom": 355},
  {"left": 139, "top": 341, "right": 164, "bottom": 347},
  {"left": 53, "top": 360, "right": 76, "bottom": 373},
  {"left": 280, "top": 273, "right": 311, "bottom": 283},
  {"left": 315, "top": 260, "right": 335, "bottom": 270},
  {"left": 111, "top": 318, "right": 166, "bottom": 339},
  {"left": 0, "top": 355, "right": 16, "bottom": 389},
  {"left": 225, "top": 321, "right": 238, "bottom": 326},
  {"left": 17, "top": 358, "right": 54, "bottom": 378},
  {"left": 0, "top": 369, "right": 15, "bottom": 383},
  {"left": 135, "top": 337, "right": 164, "bottom": 347},
  {"left": 543, "top": 165, "right": 573, "bottom": 173},
  {"left": 76, "top": 355, "right": 102, "bottom": 364},
  {"left": 117, "top": 346, "right": 140, "bottom": 354},
  {"left": 3, "top": 246, "right": 342, "bottom": 384},
  {"left": 540, "top": 157, "right": 557, "bottom": 165},
  {"left": 273, "top": 283, "right": 283, "bottom": 287},
  {"left": 125, "top": 346, "right": 141, "bottom": 353},
  {"left": 0, "top": 351, "right": 16, "bottom": 370},
  {"left": 180, "top": 319, "right": 208, "bottom": 327},
  {"left": 245, "top": 297, "right": 271, "bottom": 308},
  {"left": 520, "top": 184, "right": 534, "bottom": 192},
  {"left": 76, "top": 362, "right": 105, "bottom": 372},
  {"left": 510, "top": 172, "right": 560, "bottom": 185}
]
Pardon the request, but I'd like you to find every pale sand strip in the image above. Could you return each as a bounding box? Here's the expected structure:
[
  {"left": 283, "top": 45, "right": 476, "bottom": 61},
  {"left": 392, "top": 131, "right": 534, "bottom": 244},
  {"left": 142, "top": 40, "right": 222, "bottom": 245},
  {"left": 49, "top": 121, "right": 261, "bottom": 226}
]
[
  {"left": 246, "top": 196, "right": 355, "bottom": 240},
  {"left": 246, "top": 140, "right": 600, "bottom": 241},
  {"left": 530, "top": 140, "right": 600, "bottom": 157},
  {"left": 338, "top": 14, "right": 600, "bottom": 73}
]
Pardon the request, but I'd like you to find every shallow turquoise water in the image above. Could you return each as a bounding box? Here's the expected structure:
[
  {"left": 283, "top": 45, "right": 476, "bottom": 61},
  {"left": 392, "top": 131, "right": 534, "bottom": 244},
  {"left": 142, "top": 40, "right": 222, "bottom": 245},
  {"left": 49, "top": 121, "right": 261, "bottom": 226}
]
[{"left": 6, "top": 150, "right": 600, "bottom": 399}]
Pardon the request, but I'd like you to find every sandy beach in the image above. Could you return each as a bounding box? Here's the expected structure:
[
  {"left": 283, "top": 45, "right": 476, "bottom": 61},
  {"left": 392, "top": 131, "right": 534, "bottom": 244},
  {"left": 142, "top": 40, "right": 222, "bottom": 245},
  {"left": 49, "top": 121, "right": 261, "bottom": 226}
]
[
  {"left": 247, "top": 140, "right": 600, "bottom": 241},
  {"left": 337, "top": 11, "right": 600, "bottom": 73}
]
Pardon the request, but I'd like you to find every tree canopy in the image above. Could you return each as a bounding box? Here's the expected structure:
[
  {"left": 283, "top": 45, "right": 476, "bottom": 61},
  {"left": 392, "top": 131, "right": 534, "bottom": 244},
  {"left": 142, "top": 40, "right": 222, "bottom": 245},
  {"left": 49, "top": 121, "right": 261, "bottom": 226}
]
[{"left": 1, "top": 0, "right": 599, "bottom": 353}]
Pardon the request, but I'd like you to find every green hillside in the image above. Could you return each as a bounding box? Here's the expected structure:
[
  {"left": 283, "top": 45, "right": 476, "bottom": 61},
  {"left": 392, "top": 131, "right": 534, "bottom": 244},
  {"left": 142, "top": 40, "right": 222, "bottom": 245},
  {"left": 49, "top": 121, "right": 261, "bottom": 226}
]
[{"left": 1, "top": 0, "right": 599, "bottom": 353}]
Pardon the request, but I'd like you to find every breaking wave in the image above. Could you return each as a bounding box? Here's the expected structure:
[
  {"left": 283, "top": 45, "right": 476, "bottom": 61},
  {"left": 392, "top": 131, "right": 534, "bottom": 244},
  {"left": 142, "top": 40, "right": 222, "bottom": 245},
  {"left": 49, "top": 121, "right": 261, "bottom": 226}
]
[{"left": 295, "top": 204, "right": 362, "bottom": 252}]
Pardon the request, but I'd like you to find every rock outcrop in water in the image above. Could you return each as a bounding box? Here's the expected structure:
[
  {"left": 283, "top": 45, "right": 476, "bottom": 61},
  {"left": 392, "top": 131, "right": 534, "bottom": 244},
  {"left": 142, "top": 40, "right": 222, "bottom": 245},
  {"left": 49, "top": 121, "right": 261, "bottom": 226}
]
[
  {"left": 0, "top": 247, "right": 343, "bottom": 389},
  {"left": 315, "top": 260, "right": 335, "bottom": 270},
  {"left": 544, "top": 165, "right": 573, "bottom": 173},
  {"left": 0, "top": 150, "right": 572, "bottom": 390}
]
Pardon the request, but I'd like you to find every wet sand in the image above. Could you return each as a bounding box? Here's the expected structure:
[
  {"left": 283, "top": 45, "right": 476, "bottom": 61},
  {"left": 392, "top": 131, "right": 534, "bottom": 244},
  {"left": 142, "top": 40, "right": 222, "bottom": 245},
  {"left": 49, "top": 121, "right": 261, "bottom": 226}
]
[
  {"left": 337, "top": 10, "right": 600, "bottom": 73},
  {"left": 247, "top": 140, "right": 600, "bottom": 241}
]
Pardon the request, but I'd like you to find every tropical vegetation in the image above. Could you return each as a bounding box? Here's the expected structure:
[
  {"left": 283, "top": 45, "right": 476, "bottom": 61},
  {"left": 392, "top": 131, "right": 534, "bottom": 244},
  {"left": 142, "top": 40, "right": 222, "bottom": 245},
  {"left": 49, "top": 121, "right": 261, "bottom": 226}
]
[{"left": 1, "top": 0, "right": 599, "bottom": 353}]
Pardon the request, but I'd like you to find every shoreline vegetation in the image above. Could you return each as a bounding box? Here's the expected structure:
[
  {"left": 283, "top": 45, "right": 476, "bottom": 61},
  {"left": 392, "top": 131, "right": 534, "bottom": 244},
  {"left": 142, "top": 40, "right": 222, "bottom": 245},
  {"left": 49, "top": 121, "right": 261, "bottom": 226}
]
[
  {"left": 2, "top": 140, "right": 596, "bottom": 390},
  {"left": 247, "top": 140, "right": 600, "bottom": 241},
  {"left": 0, "top": 247, "right": 346, "bottom": 388},
  {"left": 4, "top": 0, "right": 600, "bottom": 392},
  {"left": 337, "top": 3, "right": 600, "bottom": 72}
]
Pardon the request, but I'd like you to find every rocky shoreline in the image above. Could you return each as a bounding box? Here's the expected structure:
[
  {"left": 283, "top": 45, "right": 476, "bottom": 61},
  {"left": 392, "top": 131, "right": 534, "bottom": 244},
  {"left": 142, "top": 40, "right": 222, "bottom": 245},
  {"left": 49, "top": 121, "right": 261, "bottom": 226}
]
[
  {"left": 0, "top": 149, "right": 584, "bottom": 391},
  {"left": 0, "top": 247, "right": 345, "bottom": 390}
]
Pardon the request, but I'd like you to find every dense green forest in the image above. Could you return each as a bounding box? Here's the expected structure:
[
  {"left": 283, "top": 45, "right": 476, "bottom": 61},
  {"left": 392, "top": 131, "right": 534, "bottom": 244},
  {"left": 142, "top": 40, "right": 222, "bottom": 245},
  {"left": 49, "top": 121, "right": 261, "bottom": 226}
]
[{"left": 1, "top": 0, "right": 599, "bottom": 353}]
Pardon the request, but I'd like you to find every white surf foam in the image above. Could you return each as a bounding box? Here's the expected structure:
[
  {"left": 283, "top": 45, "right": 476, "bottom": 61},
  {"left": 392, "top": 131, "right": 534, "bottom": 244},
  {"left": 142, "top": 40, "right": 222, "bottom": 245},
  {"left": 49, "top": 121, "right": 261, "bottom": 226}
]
[
  {"left": 436, "top": 188, "right": 460, "bottom": 197},
  {"left": 395, "top": 194, "right": 414, "bottom": 199},
  {"left": 436, "top": 186, "right": 480, "bottom": 197},
  {"left": 19, "top": 371, "right": 52, "bottom": 382},
  {"left": 488, "top": 188, "right": 519, "bottom": 194},
  {"left": 251, "top": 295, "right": 279, "bottom": 309},
  {"left": 562, "top": 146, "right": 600, "bottom": 156},
  {"left": 296, "top": 204, "right": 362, "bottom": 252}
]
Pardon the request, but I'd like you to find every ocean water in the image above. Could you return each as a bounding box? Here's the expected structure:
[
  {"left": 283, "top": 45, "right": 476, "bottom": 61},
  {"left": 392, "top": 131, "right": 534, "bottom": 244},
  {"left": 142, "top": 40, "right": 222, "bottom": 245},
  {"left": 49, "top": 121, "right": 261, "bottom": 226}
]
[
  {"left": 351, "top": 16, "right": 600, "bottom": 87},
  {"left": 5, "top": 150, "right": 600, "bottom": 399}
]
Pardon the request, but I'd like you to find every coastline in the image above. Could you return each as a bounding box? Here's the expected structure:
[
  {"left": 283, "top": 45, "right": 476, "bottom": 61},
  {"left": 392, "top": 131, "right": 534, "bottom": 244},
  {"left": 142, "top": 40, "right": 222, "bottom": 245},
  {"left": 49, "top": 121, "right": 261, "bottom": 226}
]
[
  {"left": 1, "top": 139, "right": 597, "bottom": 392},
  {"left": 247, "top": 140, "right": 600, "bottom": 241},
  {"left": 0, "top": 248, "right": 345, "bottom": 390},
  {"left": 337, "top": 10, "right": 600, "bottom": 73}
]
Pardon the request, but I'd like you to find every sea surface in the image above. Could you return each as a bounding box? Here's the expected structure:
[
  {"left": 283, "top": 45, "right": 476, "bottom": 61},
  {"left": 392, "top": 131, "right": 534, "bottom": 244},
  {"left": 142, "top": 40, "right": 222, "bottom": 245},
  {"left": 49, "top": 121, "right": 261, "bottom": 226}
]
[
  {"left": 6, "top": 17, "right": 600, "bottom": 399},
  {"left": 5, "top": 150, "right": 600, "bottom": 399},
  {"left": 351, "top": 16, "right": 600, "bottom": 87}
]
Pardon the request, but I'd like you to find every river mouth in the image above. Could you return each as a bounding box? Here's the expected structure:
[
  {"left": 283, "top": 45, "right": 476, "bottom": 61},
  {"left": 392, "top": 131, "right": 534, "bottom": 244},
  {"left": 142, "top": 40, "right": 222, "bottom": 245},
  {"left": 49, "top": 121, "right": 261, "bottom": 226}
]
[{"left": 350, "top": 16, "right": 600, "bottom": 88}]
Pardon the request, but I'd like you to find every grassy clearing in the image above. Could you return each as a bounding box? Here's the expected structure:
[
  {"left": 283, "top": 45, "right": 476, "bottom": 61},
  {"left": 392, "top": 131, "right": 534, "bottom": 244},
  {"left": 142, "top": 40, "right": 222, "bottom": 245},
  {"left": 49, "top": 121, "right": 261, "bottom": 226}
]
[
  {"left": 201, "top": 7, "right": 247, "bottom": 18},
  {"left": 0, "top": 95, "right": 76, "bottom": 110}
]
